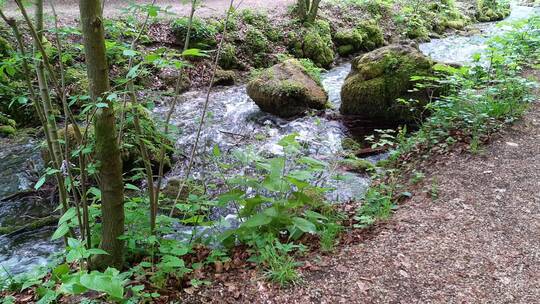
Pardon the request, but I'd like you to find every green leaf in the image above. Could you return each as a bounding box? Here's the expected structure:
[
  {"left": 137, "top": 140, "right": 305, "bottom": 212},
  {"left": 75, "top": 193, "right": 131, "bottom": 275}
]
[
  {"left": 52, "top": 264, "right": 70, "bottom": 281},
  {"left": 34, "top": 175, "right": 46, "bottom": 190},
  {"left": 124, "top": 183, "right": 140, "bottom": 191},
  {"left": 212, "top": 144, "right": 221, "bottom": 157},
  {"left": 51, "top": 223, "right": 70, "bottom": 240},
  {"left": 66, "top": 248, "right": 83, "bottom": 263},
  {"left": 182, "top": 48, "right": 207, "bottom": 57},
  {"left": 86, "top": 248, "right": 109, "bottom": 256},
  {"left": 241, "top": 213, "right": 272, "bottom": 228},
  {"left": 160, "top": 255, "right": 185, "bottom": 268},
  {"left": 20, "top": 279, "right": 41, "bottom": 291},
  {"left": 80, "top": 270, "right": 124, "bottom": 299},
  {"left": 59, "top": 207, "right": 77, "bottom": 225},
  {"left": 122, "top": 49, "right": 137, "bottom": 57},
  {"left": 292, "top": 217, "right": 317, "bottom": 233}
]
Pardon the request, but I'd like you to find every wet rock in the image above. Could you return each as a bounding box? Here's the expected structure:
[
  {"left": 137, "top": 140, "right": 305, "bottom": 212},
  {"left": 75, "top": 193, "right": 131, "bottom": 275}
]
[
  {"left": 213, "top": 69, "right": 236, "bottom": 86},
  {"left": 247, "top": 59, "right": 328, "bottom": 118},
  {"left": 156, "top": 67, "right": 191, "bottom": 92},
  {"left": 340, "top": 43, "right": 435, "bottom": 123}
]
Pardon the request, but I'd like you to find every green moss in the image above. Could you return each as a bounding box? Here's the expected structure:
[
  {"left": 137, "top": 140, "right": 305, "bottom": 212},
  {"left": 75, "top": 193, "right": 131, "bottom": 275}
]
[
  {"left": 214, "top": 69, "right": 236, "bottom": 86},
  {"left": 65, "top": 66, "right": 89, "bottom": 94},
  {"left": 334, "top": 30, "right": 364, "bottom": 50},
  {"left": 339, "top": 157, "right": 375, "bottom": 173},
  {"left": 219, "top": 42, "right": 238, "bottom": 69},
  {"left": 171, "top": 17, "right": 217, "bottom": 49},
  {"left": 0, "top": 113, "right": 16, "bottom": 128},
  {"left": 337, "top": 45, "right": 355, "bottom": 56},
  {"left": 0, "top": 36, "right": 12, "bottom": 58},
  {"left": 341, "top": 137, "right": 362, "bottom": 151},
  {"left": 294, "top": 20, "right": 335, "bottom": 68},
  {"left": 340, "top": 45, "right": 434, "bottom": 122},
  {"left": 245, "top": 25, "right": 270, "bottom": 54},
  {"left": 0, "top": 125, "right": 16, "bottom": 136},
  {"left": 476, "top": 0, "right": 511, "bottom": 22},
  {"left": 0, "top": 216, "right": 57, "bottom": 235},
  {"left": 41, "top": 105, "right": 172, "bottom": 174},
  {"left": 356, "top": 21, "right": 384, "bottom": 50},
  {"left": 297, "top": 58, "right": 323, "bottom": 85},
  {"left": 334, "top": 21, "right": 383, "bottom": 55}
]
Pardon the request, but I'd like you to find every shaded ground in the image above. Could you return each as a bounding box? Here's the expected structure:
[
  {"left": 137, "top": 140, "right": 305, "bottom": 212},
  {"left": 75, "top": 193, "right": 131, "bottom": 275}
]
[
  {"left": 2, "top": 0, "right": 294, "bottom": 20},
  {"left": 186, "top": 71, "right": 540, "bottom": 303}
]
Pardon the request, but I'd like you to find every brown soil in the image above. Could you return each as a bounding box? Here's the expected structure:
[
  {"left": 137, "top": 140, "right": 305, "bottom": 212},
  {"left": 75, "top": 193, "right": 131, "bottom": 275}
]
[{"left": 182, "top": 70, "right": 540, "bottom": 303}]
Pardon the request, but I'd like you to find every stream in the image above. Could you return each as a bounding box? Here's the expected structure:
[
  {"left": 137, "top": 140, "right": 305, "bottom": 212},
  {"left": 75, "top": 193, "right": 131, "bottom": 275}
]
[{"left": 1, "top": 5, "right": 537, "bottom": 278}]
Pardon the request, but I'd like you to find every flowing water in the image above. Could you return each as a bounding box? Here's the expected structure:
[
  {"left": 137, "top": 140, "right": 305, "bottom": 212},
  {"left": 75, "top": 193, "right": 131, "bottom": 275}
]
[{"left": 1, "top": 6, "right": 538, "bottom": 277}]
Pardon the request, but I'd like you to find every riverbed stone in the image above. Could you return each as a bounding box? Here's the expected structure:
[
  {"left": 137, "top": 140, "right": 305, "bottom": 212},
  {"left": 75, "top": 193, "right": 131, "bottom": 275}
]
[
  {"left": 247, "top": 59, "right": 328, "bottom": 118},
  {"left": 340, "top": 43, "right": 434, "bottom": 122},
  {"left": 214, "top": 69, "right": 236, "bottom": 86}
]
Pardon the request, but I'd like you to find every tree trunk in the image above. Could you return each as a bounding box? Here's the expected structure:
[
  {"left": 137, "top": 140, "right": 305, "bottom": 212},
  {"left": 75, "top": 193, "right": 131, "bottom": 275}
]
[
  {"left": 33, "top": 0, "right": 71, "bottom": 226},
  {"left": 79, "top": 0, "right": 125, "bottom": 269},
  {"left": 307, "top": 0, "right": 321, "bottom": 23},
  {"left": 297, "top": 0, "right": 307, "bottom": 21}
]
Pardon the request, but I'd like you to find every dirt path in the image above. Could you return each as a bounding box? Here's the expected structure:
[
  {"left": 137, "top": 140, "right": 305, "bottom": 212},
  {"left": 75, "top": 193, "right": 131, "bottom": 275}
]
[
  {"left": 189, "top": 71, "right": 540, "bottom": 303},
  {"left": 2, "top": 0, "right": 294, "bottom": 21}
]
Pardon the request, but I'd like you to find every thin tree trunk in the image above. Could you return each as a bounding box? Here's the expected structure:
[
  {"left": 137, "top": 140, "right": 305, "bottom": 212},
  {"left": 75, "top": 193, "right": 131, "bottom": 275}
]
[
  {"left": 307, "top": 0, "right": 321, "bottom": 23},
  {"left": 79, "top": 0, "right": 125, "bottom": 269},
  {"left": 33, "top": 0, "right": 71, "bottom": 225}
]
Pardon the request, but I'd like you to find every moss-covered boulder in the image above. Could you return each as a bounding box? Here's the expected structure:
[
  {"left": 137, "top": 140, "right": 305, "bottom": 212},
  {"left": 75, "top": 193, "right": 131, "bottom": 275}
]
[
  {"left": 214, "top": 69, "right": 236, "bottom": 86},
  {"left": 334, "top": 22, "right": 384, "bottom": 56},
  {"left": 291, "top": 20, "right": 335, "bottom": 68},
  {"left": 340, "top": 43, "right": 434, "bottom": 122},
  {"left": 0, "top": 113, "right": 16, "bottom": 137},
  {"left": 247, "top": 59, "right": 328, "bottom": 118},
  {"left": 475, "top": 0, "right": 511, "bottom": 22}
]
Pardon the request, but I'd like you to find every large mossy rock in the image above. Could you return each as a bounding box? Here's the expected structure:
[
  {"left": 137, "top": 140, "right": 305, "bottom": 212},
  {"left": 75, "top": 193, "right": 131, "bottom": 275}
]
[
  {"left": 290, "top": 20, "right": 335, "bottom": 68},
  {"left": 334, "top": 22, "right": 384, "bottom": 56},
  {"left": 247, "top": 59, "right": 328, "bottom": 118},
  {"left": 340, "top": 43, "right": 434, "bottom": 122},
  {"left": 475, "top": 0, "right": 511, "bottom": 22}
]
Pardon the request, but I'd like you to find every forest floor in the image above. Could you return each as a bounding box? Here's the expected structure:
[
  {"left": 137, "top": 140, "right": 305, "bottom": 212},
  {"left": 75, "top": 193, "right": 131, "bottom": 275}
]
[
  {"left": 2, "top": 0, "right": 294, "bottom": 20},
  {"left": 184, "top": 70, "right": 540, "bottom": 303}
]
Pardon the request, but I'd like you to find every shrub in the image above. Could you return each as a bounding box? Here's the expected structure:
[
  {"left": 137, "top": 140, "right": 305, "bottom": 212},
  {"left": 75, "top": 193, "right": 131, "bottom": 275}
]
[
  {"left": 245, "top": 25, "right": 270, "bottom": 54},
  {"left": 171, "top": 17, "right": 217, "bottom": 49},
  {"left": 218, "top": 42, "right": 238, "bottom": 69}
]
